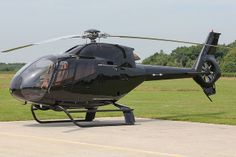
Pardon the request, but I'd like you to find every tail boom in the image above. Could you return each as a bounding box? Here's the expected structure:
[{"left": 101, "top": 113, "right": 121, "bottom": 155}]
[
  {"left": 142, "top": 65, "right": 199, "bottom": 81},
  {"left": 141, "top": 31, "right": 221, "bottom": 101}
]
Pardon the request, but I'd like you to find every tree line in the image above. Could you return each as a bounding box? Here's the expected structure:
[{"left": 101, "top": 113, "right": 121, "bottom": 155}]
[
  {"left": 0, "top": 63, "right": 25, "bottom": 72},
  {"left": 142, "top": 41, "right": 236, "bottom": 73}
]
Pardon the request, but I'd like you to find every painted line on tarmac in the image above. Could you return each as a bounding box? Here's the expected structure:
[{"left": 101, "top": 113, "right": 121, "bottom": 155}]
[{"left": 0, "top": 132, "right": 185, "bottom": 157}]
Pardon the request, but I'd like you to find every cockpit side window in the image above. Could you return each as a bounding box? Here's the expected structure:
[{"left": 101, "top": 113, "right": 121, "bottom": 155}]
[
  {"left": 74, "top": 60, "right": 96, "bottom": 80},
  {"left": 53, "top": 61, "right": 74, "bottom": 86}
]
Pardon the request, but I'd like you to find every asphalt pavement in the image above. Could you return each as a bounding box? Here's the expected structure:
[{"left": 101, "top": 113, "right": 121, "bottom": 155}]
[{"left": 0, "top": 117, "right": 236, "bottom": 157}]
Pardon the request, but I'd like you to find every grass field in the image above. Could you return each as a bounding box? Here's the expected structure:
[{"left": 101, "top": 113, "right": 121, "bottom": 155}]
[{"left": 0, "top": 72, "right": 236, "bottom": 125}]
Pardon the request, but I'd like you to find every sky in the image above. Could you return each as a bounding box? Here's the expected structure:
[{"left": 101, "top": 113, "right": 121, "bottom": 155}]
[{"left": 0, "top": 0, "right": 236, "bottom": 63}]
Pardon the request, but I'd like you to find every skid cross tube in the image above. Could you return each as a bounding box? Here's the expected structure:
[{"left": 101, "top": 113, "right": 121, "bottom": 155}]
[
  {"left": 31, "top": 103, "right": 135, "bottom": 127},
  {"left": 31, "top": 105, "right": 88, "bottom": 126}
]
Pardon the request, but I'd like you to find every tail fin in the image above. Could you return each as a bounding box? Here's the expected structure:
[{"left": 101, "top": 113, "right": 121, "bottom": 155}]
[{"left": 193, "top": 31, "right": 221, "bottom": 101}]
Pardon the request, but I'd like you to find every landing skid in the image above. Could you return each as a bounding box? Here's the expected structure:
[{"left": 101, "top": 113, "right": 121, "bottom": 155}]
[{"left": 31, "top": 102, "right": 135, "bottom": 127}]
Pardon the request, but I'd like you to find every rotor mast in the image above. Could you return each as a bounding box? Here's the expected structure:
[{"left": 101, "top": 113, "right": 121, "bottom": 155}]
[{"left": 83, "top": 29, "right": 101, "bottom": 43}]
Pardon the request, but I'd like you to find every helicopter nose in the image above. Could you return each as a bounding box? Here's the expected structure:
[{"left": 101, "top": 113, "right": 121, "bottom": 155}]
[
  {"left": 10, "top": 74, "right": 47, "bottom": 102},
  {"left": 10, "top": 76, "right": 25, "bottom": 100},
  {"left": 10, "top": 88, "right": 25, "bottom": 100}
]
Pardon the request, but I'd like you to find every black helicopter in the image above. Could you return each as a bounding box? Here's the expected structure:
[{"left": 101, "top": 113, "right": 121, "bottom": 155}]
[{"left": 1, "top": 29, "right": 221, "bottom": 127}]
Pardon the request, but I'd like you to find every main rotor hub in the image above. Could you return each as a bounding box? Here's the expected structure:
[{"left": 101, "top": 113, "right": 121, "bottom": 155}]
[{"left": 84, "top": 29, "right": 101, "bottom": 43}]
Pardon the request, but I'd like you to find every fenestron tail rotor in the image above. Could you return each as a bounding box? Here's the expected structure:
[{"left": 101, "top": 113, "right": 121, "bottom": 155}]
[
  {"left": 201, "top": 61, "right": 216, "bottom": 84},
  {"left": 1, "top": 29, "right": 231, "bottom": 53}
]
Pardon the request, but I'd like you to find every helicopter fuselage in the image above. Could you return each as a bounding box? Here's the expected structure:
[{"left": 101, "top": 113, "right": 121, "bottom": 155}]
[
  {"left": 5, "top": 30, "right": 222, "bottom": 126},
  {"left": 10, "top": 42, "right": 198, "bottom": 108}
]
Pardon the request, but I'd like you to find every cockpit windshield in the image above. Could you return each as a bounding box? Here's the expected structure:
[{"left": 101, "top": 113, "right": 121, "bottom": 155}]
[
  {"left": 20, "top": 58, "right": 55, "bottom": 89},
  {"left": 10, "top": 54, "right": 78, "bottom": 102},
  {"left": 10, "top": 56, "right": 57, "bottom": 101}
]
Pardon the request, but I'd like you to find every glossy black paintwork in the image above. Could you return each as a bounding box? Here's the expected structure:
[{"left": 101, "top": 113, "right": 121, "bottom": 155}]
[{"left": 10, "top": 32, "right": 221, "bottom": 108}]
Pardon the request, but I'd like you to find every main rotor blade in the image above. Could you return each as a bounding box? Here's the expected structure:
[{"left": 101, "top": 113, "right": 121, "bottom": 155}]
[
  {"left": 108, "top": 35, "right": 228, "bottom": 49},
  {"left": 1, "top": 34, "right": 82, "bottom": 53}
]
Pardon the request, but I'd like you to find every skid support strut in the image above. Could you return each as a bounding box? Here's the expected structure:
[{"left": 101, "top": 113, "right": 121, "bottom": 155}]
[
  {"left": 113, "top": 102, "right": 135, "bottom": 125},
  {"left": 31, "top": 103, "right": 135, "bottom": 127}
]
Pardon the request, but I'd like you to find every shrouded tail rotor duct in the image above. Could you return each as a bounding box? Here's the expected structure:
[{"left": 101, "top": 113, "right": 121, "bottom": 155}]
[
  {"left": 193, "top": 55, "right": 221, "bottom": 88},
  {"left": 193, "top": 55, "right": 221, "bottom": 101}
]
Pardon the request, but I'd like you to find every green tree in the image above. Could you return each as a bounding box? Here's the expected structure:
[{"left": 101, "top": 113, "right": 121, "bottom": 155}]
[
  {"left": 221, "top": 48, "right": 236, "bottom": 72},
  {"left": 142, "top": 40, "right": 236, "bottom": 72},
  {"left": 0, "top": 63, "right": 25, "bottom": 71},
  {"left": 142, "top": 50, "right": 172, "bottom": 66}
]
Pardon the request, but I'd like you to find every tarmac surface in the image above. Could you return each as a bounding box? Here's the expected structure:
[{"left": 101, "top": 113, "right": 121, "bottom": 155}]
[{"left": 0, "top": 117, "right": 236, "bottom": 157}]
